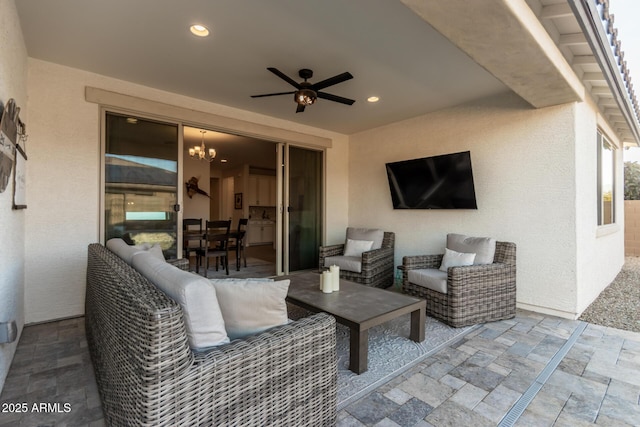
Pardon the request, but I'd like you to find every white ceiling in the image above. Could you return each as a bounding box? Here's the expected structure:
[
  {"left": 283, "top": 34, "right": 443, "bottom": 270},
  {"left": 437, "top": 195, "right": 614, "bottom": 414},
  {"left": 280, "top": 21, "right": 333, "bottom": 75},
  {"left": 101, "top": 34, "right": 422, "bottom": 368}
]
[{"left": 15, "top": 0, "right": 510, "bottom": 136}]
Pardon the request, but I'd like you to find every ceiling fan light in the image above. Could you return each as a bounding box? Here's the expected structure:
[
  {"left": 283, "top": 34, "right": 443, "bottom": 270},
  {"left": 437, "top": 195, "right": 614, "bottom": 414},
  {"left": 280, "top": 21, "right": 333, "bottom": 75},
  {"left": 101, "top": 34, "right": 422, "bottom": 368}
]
[{"left": 295, "top": 88, "right": 317, "bottom": 105}]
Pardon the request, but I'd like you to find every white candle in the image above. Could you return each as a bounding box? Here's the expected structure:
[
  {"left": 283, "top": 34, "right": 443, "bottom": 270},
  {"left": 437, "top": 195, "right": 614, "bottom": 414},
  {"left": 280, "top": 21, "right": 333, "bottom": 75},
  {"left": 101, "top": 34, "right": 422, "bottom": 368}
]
[
  {"left": 322, "top": 271, "right": 333, "bottom": 293},
  {"left": 330, "top": 265, "right": 340, "bottom": 291}
]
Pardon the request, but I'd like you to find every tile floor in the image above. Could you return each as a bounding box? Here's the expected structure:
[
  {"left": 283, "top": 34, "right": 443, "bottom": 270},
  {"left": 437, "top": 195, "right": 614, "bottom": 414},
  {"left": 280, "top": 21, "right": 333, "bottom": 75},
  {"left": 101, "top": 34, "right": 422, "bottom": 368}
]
[{"left": 1, "top": 310, "right": 640, "bottom": 426}]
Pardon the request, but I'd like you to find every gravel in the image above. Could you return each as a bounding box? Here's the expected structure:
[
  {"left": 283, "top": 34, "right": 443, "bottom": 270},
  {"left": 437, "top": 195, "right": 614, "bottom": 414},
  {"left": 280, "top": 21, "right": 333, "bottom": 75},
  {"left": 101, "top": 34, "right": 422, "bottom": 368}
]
[{"left": 579, "top": 257, "right": 640, "bottom": 333}]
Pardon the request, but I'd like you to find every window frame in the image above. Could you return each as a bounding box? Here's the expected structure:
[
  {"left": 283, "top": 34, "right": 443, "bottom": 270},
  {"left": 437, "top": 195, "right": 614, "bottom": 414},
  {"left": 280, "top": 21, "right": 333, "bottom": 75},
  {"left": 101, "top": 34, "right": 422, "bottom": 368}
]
[{"left": 597, "top": 129, "right": 616, "bottom": 226}]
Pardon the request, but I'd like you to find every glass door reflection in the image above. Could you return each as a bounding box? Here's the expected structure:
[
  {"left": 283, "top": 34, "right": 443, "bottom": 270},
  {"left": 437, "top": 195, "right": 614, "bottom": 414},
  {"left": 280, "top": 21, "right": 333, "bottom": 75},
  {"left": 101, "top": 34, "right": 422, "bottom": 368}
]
[{"left": 104, "top": 113, "right": 179, "bottom": 258}]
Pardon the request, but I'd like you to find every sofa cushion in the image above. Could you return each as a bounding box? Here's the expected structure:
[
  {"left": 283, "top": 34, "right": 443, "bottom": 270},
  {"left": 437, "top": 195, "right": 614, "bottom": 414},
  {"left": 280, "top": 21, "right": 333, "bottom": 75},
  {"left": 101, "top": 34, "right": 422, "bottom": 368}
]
[
  {"left": 324, "top": 255, "right": 362, "bottom": 273},
  {"left": 343, "top": 239, "right": 374, "bottom": 257},
  {"left": 210, "top": 279, "right": 290, "bottom": 340},
  {"left": 408, "top": 269, "right": 448, "bottom": 294},
  {"left": 439, "top": 248, "right": 476, "bottom": 272},
  {"left": 346, "top": 227, "right": 384, "bottom": 250},
  {"left": 446, "top": 233, "right": 496, "bottom": 265},
  {"left": 106, "top": 238, "right": 165, "bottom": 265},
  {"left": 131, "top": 251, "right": 229, "bottom": 349}
]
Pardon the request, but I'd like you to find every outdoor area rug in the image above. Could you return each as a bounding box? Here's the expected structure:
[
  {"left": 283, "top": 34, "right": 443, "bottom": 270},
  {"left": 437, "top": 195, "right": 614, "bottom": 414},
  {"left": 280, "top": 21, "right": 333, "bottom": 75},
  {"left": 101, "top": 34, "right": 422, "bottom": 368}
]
[{"left": 335, "top": 314, "right": 475, "bottom": 409}]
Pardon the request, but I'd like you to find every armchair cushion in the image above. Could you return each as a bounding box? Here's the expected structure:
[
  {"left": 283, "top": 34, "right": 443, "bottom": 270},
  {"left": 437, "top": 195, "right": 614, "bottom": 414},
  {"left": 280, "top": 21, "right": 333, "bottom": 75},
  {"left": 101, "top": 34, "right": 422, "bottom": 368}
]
[
  {"left": 439, "top": 248, "right": 476, "bottom": 272},
  {"left": 210, "top": 279, "right": 290, "bottom": 340},
  {"left": 324, "top": 255, "right": 362, "bottom": 273},
  {"left": 447, "top": 233, "right": 496, "bottom": 265},
  {"left": 346, "top": 227, "right": 384, "bottom": 250},
  {"left": 344, "top": 238, "right": 374, "bottom": 257},
  {"left": 408, "top": 269, "right": 448, "bottom": 294},
  {"left": 131, "top": 251, "right": 230, "bottom": 349}
]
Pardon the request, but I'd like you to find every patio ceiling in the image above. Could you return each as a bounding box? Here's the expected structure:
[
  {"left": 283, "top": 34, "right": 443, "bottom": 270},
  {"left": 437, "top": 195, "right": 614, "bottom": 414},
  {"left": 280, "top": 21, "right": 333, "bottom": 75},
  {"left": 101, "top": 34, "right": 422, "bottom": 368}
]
[{"left": 15, "top": 0, "right": 639, "bottom": 148}]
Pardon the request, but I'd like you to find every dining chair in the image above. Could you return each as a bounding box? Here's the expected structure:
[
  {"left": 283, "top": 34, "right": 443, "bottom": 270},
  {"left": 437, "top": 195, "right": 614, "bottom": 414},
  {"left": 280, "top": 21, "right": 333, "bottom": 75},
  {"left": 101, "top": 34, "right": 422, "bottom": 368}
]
[
  {"left": 228, "top": 218, "right": 248, "bottom": 271},
  {"left": 182, "top": 218, "right": 203, "bottom": 270},
  {"left": 197, "top": 220, "right": 231, "bottom": 277}
]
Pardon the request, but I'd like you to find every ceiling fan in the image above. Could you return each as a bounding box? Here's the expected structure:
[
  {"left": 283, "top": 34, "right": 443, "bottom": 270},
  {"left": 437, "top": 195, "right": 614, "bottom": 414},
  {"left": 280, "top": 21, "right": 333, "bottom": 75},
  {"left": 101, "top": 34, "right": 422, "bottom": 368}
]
[{"left": 251, "top": 68, "right": 355, "bottom": 113}]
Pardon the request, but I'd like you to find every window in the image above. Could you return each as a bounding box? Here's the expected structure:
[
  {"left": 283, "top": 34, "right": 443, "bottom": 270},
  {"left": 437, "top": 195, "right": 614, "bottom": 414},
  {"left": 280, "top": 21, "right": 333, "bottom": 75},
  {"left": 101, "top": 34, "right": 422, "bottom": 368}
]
[{"left": 597, "top": 130, "right": 616, "bottom": 225}]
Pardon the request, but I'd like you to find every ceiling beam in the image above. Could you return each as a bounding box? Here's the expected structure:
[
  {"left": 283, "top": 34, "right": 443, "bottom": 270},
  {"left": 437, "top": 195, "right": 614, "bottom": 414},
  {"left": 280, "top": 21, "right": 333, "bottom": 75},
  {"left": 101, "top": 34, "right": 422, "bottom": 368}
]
[
  {"left": 558, "top": 33, "right": 588, "bottom": 46},
  {"left": 400, "top": 0, "right": 583, "bottom": 108},
  {"left": 590, "top": 86, "right": 613, "bottom": 96},
  {"left": 582, "top": 72, "right": 605, "bottom": 82},
  {"left": 541, "top": 4, "right": 574, "bottom": 19},
  {"left": 572, "top": 55, "right": 597, "bottom": 65}
]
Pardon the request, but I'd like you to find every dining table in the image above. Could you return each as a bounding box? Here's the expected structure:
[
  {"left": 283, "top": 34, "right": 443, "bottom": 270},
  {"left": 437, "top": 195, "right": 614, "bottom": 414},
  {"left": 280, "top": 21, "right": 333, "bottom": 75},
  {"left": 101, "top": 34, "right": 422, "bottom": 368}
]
[{"left": 183, "top": 230, "right": 243, "bottom": 272}]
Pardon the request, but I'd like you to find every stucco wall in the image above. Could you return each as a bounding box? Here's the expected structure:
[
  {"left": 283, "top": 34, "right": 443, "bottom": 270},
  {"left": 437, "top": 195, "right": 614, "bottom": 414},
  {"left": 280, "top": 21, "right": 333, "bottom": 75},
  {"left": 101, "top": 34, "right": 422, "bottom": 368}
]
[
  {"left": 574, "top": 98, "right": 625, "bottom": 314},
  {"left": 0, "top": 0, "right": 28, "bottom": 392},
  {"left": 24, "top": 58, "right": 348, "bottom": 323},
  {"left": 348, "top": 92, "right": 586, "bottom": 318}
]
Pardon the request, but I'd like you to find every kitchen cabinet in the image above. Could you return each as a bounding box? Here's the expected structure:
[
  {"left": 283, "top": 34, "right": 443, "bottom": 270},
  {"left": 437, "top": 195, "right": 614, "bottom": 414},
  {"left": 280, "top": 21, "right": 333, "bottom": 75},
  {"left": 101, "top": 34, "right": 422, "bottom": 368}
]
[
  {"left": 248, "top": 175, "right": 275, "bottom": 206},
  {"left": 247, "top": 220, "right": 275, "bottom": 245}
]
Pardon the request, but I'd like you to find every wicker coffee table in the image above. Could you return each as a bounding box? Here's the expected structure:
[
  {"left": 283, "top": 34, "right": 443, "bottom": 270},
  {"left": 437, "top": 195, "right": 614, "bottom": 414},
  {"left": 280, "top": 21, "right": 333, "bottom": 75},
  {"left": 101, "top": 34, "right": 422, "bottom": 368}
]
[{"left": 283, "top": 272, "right": 426, "bottom": 374}]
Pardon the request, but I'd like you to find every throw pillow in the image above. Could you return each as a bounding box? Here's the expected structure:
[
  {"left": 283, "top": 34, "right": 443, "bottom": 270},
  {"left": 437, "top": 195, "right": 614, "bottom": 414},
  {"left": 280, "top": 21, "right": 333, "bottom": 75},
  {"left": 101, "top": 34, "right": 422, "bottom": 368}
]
[
  {"left": 439, "top": 248, "right": 476, "bottom": 272},
  {"left": 145, "top": 243, "right": 166, "bottom": 261},
  {"left": 346, "top": 227, "right": 384, "bottom": 250},
  {"left": 210, "top": 279, "right": 290, "bottom": 340},
  {"left": 446, "top": 233, "right": 496, "bottom": 265},
  {"left": 106, "top": 238, "right": 165, "bottom": 264},
  {"left": 343, "top": 239, "right": 374, "bottom": 257}
]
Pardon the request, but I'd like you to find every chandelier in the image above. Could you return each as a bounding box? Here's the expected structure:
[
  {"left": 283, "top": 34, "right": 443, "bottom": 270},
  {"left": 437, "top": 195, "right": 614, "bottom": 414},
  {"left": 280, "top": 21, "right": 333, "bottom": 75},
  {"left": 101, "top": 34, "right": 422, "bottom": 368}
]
[{"left": 189, "top": 130, "right": 216, "bottom": 162}]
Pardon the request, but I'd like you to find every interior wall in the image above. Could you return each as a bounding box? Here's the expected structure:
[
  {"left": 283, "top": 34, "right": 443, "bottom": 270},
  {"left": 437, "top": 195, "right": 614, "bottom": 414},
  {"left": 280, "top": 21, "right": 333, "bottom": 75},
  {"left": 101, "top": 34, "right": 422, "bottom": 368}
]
[
  {"left": 0, "top": 0, "right": 28, "bottom": 392},
  {"left": 348, "top": 91, "right": 585, "bottom": 318},
  {"left": 183, "top": 153, "right": 211, "bottom": 222},
  {"left": 24, "top": 58, "right": 348, "bottom": 323}
]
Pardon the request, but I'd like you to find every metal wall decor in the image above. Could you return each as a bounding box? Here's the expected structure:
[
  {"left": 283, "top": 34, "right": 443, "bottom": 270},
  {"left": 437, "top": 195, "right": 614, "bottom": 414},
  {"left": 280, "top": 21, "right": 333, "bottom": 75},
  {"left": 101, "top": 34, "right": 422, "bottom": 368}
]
[{"left": 0, "top": 98, "right": 27, "bottom": 208}]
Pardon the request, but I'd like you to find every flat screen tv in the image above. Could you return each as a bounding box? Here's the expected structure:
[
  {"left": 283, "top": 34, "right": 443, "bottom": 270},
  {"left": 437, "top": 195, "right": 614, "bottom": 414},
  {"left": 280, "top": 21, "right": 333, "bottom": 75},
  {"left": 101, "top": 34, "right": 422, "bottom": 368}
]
[{"left": 385, "top": 151, "right": 477, "bottom": 209}]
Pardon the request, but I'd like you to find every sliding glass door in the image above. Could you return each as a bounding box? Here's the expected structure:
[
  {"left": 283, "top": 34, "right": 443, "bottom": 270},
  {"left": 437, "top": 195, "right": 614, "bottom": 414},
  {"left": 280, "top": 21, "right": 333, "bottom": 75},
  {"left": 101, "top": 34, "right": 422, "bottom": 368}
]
[
  {"left": 102, "top": 111, "right": 324, "bottom": 270},
  {"left": 285, "top": 146, "right": 323, "bottom": 272},
  {"left": 103, "top": 113, "right": 179, "bottom": 258}
]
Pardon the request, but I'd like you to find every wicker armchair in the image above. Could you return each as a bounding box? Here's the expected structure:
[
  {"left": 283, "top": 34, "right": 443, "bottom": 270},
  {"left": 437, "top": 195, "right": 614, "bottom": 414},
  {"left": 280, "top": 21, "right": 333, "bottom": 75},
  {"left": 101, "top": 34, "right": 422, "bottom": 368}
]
[
  {"left": 399, "top": 241, "right": 516, "bottom": 327},
  {"left": 319, "top": 229, "right": 395, "bottom": 289}
]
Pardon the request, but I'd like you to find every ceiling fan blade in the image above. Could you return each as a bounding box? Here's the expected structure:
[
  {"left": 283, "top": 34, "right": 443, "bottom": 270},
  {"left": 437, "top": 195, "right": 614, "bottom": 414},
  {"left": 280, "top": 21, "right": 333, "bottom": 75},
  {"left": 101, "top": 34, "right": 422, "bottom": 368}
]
[
  {"left": 311, "top": 72, "right": 353, "bottom": 91},
  {"left": 296, "top": 104, "right": 306, "bottom": 113},
  {"left": 267, "top": 67, "right": 301, "bottom": 89},
  {"left": 251, "top": 91, "right": 295, "bottom": 98},
  {"left": 317, "top": 92, "right": 356, "bottom": 105}
]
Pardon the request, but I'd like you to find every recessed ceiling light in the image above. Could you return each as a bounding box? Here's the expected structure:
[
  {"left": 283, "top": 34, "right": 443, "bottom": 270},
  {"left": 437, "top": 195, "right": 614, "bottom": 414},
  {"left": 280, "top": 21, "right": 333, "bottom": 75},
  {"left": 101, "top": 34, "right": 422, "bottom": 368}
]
[
  {"left": 367, "top": 96, "right": 380, "bottom": 103},
  {"left": 190, "top": 24, "right": 210, "bottom": 37},
  {"left": 220, "top": 159, "right": 228, "bottom": 163}
]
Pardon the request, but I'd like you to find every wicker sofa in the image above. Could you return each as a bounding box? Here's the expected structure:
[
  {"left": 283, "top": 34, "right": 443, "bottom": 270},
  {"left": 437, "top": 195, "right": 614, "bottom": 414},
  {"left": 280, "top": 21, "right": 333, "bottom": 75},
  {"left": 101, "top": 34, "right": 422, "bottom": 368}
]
[
  {"left": 86, "top": 243, "right": 337, "bottom": 426},
  {"left": 319, "top": 228, "right": 395, "bottom": 289},
  {"left": 399, "top": 239, "right": 516, "bottom": 328}
]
